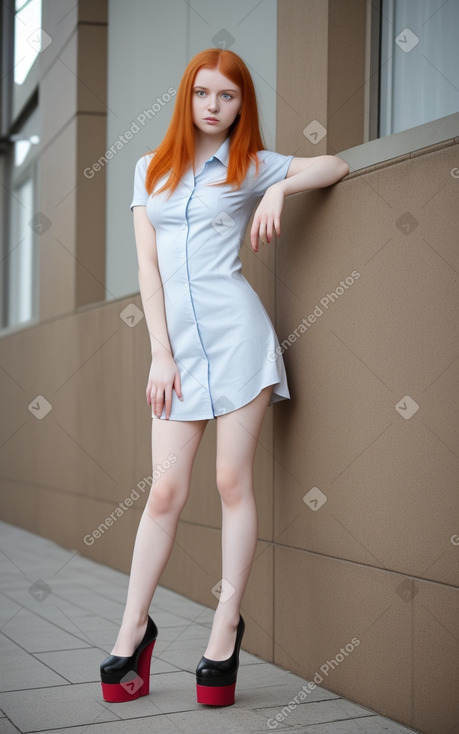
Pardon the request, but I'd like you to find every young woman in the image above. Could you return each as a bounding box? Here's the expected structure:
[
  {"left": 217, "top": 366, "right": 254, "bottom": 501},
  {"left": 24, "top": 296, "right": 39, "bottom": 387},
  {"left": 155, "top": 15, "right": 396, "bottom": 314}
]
[{"left": 100, "top": 48, "right": 349, "bottom": 707}]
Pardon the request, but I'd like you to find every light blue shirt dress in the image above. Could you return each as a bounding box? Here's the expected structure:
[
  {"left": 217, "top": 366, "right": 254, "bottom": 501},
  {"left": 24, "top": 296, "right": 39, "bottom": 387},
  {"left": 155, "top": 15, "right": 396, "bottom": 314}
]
[{"left": 130, "top": 137, "right": 293, "bottom": 421}]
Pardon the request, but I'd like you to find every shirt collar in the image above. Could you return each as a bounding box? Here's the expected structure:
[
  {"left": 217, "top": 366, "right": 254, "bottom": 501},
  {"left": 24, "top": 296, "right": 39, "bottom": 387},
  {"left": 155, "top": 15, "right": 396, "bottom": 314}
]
[{"left": 209, "top": 137, "right": 230, "bottom": 168}]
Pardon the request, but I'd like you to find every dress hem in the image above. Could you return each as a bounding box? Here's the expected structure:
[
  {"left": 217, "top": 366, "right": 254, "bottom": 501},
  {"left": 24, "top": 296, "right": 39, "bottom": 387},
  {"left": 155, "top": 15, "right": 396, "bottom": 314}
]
[{"left": 152, "top": 382, "right": 290, "bottom": 421}]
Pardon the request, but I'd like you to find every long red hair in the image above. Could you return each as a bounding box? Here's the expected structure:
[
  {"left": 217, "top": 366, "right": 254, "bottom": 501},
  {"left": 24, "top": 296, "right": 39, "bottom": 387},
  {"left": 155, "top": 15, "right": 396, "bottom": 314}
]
[{"left": 145, "top": 49, "right": 265, "bottom": 196}]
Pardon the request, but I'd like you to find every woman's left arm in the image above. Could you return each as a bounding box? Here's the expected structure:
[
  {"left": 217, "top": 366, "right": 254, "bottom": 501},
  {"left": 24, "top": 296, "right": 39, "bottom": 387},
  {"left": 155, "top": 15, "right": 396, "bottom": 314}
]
[{"left": 250, "top": 155, "right": 350, "bottom": 252}]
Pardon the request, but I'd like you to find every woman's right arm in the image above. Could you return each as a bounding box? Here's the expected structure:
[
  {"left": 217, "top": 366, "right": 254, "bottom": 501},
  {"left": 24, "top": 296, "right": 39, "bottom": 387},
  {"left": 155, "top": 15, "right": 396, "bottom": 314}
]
[{"left": 133, "top": 206, "right": 182, "bottom": 419}]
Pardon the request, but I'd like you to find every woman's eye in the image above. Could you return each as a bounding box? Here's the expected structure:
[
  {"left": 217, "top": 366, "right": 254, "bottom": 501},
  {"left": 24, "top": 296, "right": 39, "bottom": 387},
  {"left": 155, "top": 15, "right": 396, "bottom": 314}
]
[
  {"left": 196, "top": 90, "right": 206, "bottom": 97},
  {"left": 222, "top": 94, "right": 232, "bottom": 100}
]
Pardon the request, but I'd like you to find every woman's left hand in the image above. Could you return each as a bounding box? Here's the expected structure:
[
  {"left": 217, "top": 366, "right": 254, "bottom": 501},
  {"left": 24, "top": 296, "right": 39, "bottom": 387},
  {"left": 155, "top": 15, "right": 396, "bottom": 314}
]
[{"left": 250, "top": 183, "right": 285, "bottom": 252}]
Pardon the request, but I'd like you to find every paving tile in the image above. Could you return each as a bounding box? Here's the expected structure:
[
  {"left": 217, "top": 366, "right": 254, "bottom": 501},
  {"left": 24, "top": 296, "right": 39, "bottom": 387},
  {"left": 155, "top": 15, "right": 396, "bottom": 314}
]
[
  {"left": 152, "top": 596, "right": 215, "bottom": 626},
  {"left": 0, "top": 545, "right": 78, "bottom": 582},
  {"left": 24, "top": 586, "right": 126, "bottom": 621},
  {"left": 0, "top": 718, "right": 22, "bottom": 733},
  {"left": 49, "top": 714, "right": 185, "bottom": 734},
  {"left": 49, "top": 589, "right": 126, "bottom": 618},
  {"left": 0, "top": 578, "right": 40, "bottom": 599},
  {"left": 152, "top": 587, "right": 210, "bottom": 617},
  {"left": 2, "top": 601, "right": 115, "bottom": 647},
  {"left": 3, "top": 607, "right": 118, "bottom": 655},
  {"left": 238, "top": 662, "right": 311, "bottom": 690},
  {"left": 163, "top": 706, "right": 293, "bottom": 732},
  {"left": 0, "top": 683, "right": 120, "bottom": 732},
  {"left": 0, "top": 634, "right": 68, "bottom": 691},
  {"left": 153, "top": 631, "right": 208, "bottom": 673},
  {"left": 149, "top": 658, "right": 183, "bottom": 676},
  {"left": 260, "top": 699, "right": 378, "bottom": 728},
  {"left": 237, "top": 648, "right": 270, "bottom": 666},
  {"left": 1, "top": 584, "right": 124, "bottom": 631},
  {"left": 53, "top": 701, "right": 291, "bottom": 733},
  {"left": 1, "top": 609, "right": 89, "bottom": 653},
  {"left": 282, "top": 715, "right": 421, "bottom": 733},
  {"left": 361, "top": 716, "right": 421, "bottom": 733},
  {"left": 50, "top": 611, "right": 118, "bottom": 640},
  {"left": 154, "top": 621, "right": 211, "bottom": 643},
  {"left": 237, "top": 664, "right": 338, "bottom": 708},
  {"left": 0, "top": 595, "right": 24, "bottom": 628},
  {"left": 34, "top": 647, "right": 107, "bottom": 684},
  {"left": 86, "top": 626, "right": 125, "bottom": 654}
]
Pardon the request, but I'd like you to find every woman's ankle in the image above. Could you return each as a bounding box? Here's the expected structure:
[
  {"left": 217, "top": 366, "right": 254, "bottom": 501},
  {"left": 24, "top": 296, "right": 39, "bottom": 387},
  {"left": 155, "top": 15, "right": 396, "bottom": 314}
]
[
  {"left": 121, "top": 610, "right": 149, "bottom": 629},
  {"left": 111, "top": 615, "right": 149, "bottom": 656},
  {"left": 213, "top": 604, "right": 240, "bottom": 629}
]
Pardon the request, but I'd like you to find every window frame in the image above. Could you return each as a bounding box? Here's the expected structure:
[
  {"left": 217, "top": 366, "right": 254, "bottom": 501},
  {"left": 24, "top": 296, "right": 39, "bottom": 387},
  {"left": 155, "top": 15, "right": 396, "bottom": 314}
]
[
  {"left": 0, "top": 0, "right": 41, "bottom": 332},
  {"left": 340, "top": 0, "right": 459, "bottom": 173}
]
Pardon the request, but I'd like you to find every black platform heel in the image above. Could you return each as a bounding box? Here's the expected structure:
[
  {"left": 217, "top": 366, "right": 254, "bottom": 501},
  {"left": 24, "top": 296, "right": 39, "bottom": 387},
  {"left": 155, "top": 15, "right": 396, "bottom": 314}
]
[
  {"left": 196, "top": 615, "right": 245, "bottom": 706},
  {"left": 100, "top": 616, "right": 158, "bottom": 702}
]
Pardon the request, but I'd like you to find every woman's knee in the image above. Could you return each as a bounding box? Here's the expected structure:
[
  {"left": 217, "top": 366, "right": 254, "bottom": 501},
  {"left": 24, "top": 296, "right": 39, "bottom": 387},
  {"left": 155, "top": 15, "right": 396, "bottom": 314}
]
[
  {"left": 145, "top": 479, "right": 187, "bottom": 516},
  {"left": 216, "top": 464, "right": 250, "bottom": 506}
]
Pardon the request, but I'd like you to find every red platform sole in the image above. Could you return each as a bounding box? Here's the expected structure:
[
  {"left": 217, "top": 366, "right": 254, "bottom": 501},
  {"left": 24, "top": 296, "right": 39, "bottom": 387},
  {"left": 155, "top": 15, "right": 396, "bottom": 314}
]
[
  {"left": 101, "top": 639, "right": 156, "bottom": 703},
  {"left": 196, "top": 681, "right": 236, "bottom": 706}
]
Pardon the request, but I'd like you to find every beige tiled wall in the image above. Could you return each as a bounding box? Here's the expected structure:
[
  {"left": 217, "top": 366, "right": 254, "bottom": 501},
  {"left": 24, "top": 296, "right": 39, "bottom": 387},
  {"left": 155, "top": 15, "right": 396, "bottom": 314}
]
[
  {"left": 270, "top": 6, "right": 459, "bottom": 729},
  {"left": 1, "top": 2, "right": 458, "bottom": 734}
]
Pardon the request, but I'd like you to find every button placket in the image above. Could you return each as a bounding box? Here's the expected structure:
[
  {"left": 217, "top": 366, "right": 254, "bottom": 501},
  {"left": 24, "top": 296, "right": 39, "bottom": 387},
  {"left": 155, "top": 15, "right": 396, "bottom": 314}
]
[{"left": 183, "top": 180, "right": 212, "bottom": 402}]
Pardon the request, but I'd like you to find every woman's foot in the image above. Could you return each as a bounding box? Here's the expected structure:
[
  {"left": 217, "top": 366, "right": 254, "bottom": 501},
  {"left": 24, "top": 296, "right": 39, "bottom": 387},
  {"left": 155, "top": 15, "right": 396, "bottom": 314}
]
[
  {"left": 203, "top": 608, "right": 240, "bottom": 660},
  {"left": 196, "top": 616, "right": 245, "bottom": 706},
  {"left": 100, "top": 616, "right": 158, "bottom": 703},
  {"left": 110, "top": 616, "right": 149, "bottom": 657}
]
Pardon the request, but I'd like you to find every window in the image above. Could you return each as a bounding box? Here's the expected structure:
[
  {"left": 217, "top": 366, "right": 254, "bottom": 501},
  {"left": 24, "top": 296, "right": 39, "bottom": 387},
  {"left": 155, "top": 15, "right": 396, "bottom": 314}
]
[
  {"left": 379, "top": 0, "right": 459, "bottom": 137},
  {"left": 0, "top": 0, "right": 41, "bottom": 329},
  {"left": 14, "top": 0, "right": 43, "bottom": 86},
  {"left": 7, "top": 176, "right": 36, "bottom": 325}
]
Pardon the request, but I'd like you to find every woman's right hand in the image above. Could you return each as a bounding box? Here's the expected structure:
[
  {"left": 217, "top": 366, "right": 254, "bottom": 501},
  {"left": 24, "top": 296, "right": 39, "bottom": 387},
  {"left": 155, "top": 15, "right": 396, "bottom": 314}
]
[{"left": 146, "top": 354, "right": 183, "bottom": 420}]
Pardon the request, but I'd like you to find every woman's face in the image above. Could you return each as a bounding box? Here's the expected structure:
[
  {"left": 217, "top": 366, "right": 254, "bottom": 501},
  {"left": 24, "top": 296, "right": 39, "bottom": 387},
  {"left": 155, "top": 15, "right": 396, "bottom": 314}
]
[{"left": 191, "top": 66, "right": 242, "bottom": 138}]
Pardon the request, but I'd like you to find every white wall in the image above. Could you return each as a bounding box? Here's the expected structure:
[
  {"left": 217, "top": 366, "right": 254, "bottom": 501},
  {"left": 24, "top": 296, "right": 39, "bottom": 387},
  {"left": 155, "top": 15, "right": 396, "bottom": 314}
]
[{"left": 105, "top": 0, "right": 278, "bottom": 299}]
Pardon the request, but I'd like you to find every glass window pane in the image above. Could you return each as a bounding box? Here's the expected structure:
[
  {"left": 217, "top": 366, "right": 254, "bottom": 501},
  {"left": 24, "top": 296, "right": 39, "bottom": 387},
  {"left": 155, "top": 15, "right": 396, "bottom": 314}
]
[
  {"left": 13, "top": 105, "right": 41, "bottom": 167},
  {"left": 380, "top": 0, "right": 459, "bottom": 136},
  {"left": 8, "top": 177, "right": 35, "bottom": 325},
  {"left": 14, "top": 0, "right": 42, "bottom": 85}
]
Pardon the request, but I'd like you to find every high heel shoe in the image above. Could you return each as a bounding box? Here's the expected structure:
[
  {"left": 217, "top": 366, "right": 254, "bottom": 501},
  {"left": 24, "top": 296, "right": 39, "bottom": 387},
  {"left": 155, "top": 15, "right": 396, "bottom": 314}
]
[
  {"left": 100, "top": 616, "right": 158, "bottom": 702},
  {"left": 196, "top": 615, "right": 245, "bottom": 706}
]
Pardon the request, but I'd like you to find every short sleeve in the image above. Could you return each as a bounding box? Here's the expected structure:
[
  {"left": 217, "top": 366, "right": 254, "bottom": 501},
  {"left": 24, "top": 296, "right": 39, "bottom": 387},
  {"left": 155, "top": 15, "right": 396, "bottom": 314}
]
[
  {"left": 130, "top": 154, "right": 153, "bottom": 211},
  {"left": 249, "top": 150, "right": 294, "bottom": 198}
]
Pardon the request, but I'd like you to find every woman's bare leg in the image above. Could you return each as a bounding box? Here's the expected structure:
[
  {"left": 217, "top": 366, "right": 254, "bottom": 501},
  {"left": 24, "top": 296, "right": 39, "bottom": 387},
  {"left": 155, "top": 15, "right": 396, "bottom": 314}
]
[
  {"left": 203, "top": 385, "right": 273, "bottom": 660},
  {"left": 111, "top": 417, "right": 207, "bottom": 656}
]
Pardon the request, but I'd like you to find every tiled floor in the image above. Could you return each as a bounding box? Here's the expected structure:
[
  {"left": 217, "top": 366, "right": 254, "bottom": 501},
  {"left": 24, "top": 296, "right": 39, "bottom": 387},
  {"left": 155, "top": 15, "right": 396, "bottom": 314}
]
[{"left": 0, "top": 521, "right": 421, "bottom": 734}]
